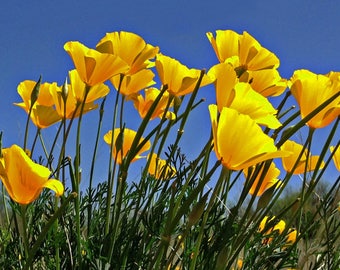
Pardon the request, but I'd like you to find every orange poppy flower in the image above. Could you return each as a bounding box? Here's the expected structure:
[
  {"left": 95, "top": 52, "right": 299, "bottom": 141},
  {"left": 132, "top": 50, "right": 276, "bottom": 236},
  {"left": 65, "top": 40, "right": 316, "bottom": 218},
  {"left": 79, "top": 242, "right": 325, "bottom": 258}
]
[
  {"left": 50, "top": 70, "right": 110, "bottom": 119},
  {"left": 243, "top": 162, "right": 281, "bottom": 196},
  {"left": 281, "top": 140, "right": 325, "bottom": 174},
  {"left": 103, "top": 128, "right": 151, "bottom": 164},
  {"left": 290, "top": 69, "right": 340, "bottom": 129},
  {"left": 109, "top": 69, "right": 155, "bottom": 96},
  {"left": 148, "top": 153, "right": 176, "bottom": 179},
  {"left": 330, "top": 146, "right": 340, "bottom": 171},
  {"left": 0, "top": 144, "right": 64, "bottom": 204},
  {"left": 96, "top": 31, "right": 159, "bottom": 75},
  {"left": 209, "top": 104, "right": 289, "bottom": 170},
  {"left": 155, "top": 54, "right": 212, "bottom": 96},
  {"left": 207, "top": 30, "right": 286, "bottom": 97},
  {"left": 14, "top": 80, "right": 61, "bottom": 128},
  {"left": 64, "top": 41, "right": 129, "bottom": 86},
  {"left": 132, "top": 87, "right": 175, "bottom": 120}
]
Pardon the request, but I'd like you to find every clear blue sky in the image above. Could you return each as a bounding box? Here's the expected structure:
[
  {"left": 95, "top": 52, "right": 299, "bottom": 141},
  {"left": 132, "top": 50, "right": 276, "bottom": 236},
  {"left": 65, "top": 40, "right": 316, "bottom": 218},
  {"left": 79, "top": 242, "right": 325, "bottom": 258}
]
[{"left": 0, "top": 0, "right": 339, "bottom": 190}]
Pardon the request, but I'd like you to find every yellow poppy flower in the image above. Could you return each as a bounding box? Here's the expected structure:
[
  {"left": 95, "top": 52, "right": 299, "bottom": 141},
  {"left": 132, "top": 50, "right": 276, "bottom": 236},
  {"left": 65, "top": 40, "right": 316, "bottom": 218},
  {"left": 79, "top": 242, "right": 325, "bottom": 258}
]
[
  {"left": 290, "top": 69, "right": 340, "bottom": 129},
  {"left": 243, "top": 162, "right": 281, "bottom": 196},
  {"left": 207, "top": 62, "right": 238, "bottom": 111},
  {"left": 330, "top": 146, "right": 340, "bottom": 171},
  {"left": 50, "top": 84, "right": 97, "bottom": 119},
  {"left": 0, "top": 144, "right": 64, "bottom": 205},
  {"left": 50, "top": 70, "right": 109, "bottom": 119},
  {"left": 208, "top": 64, "right": 281, "bottom": 128},
  {"left": 208, "top": 63, "right": 281, "bottom": 129},
  {"left": 231, "top": 258, "right": 243, "bottom": 270},
  {"left": 259, "top": 216, "right": 286, "bottom": 235},
  {"left": 209, "top": 104, "right": 289, "bottom": 171},
  {"left": 109, "top": 69, "right": 156, "bottom": 96},
  {"left": 103, "top": 128, "right": 151, "bottom": 164},
  {"left": 236, "top": 259, "right": 243, "bottom": 270},
  {"left": 148, "top": 153, "right": 176, "bottom": 179},
  {"left": 281, "top": 140, "right": 325, "bottom": 174},
  {"left": 285, "top": 229, "right": 297, "bottom": 245},
  {"left": 238, "top": 31, "right": 280, "bottom": 71},
  {"left": 259, "top": 216, "right": 290, "bottom": 245},
  {"left": 231, "top": 83, "right": 281, "bottom": 129},
  {"left": 207, "top": 30, "right": 280, "bottom": 71},
  {"left": 207, "top": 30, "right": 285, "bottom": 97},
  {"left": 68, "top": 69, "right": 110, "bottom": 103},
  {"left": 132, "top": 87, "right": 175, "bottom": 120},
  {"left": 246, "top": 69, "right": 287, "bottom": 97},
  {"left": 64, "top": 41, "right": 129, "bottom": 86},
  {"left": 206, "top": 30, "right": 240, "bottom": 63},
  {"left": 96, "top": 31, "right": 159, "bottom": 75},
  {"left": 155, "top": 54, "right": 212, "bottom": 96},
  {"left": 14, "top": 80, "right": 61, "bottom": 128}
]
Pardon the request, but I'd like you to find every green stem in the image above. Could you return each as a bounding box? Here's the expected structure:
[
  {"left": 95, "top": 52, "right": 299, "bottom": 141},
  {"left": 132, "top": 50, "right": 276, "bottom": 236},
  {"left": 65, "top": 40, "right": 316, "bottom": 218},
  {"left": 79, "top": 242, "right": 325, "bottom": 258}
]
[
  {"left": 104, "top": 75, "right": 124, "bottom": 235},
  {"left": 73, "top": 84, "right": 91, "bottom": 268},
  {"left": 296, "top": 128, "right": 314, "bottom": 247},
  {"left": 1, "top": 185, "right": 10, "bottom": 228},
  {"left": 38, "top": 129, "right": 50, "bottom": 163},
  {"left": 87, "top": 97, "right": 106, "bottom": 237},
  {"left": 30, "top": 128, "right": 40, "bottom": 157},
  {"left": 20, "top": 205, "right": 30, "bottom": 267},
  {"left": 276, "top": 90, "right": 292, "bottom": 117}
]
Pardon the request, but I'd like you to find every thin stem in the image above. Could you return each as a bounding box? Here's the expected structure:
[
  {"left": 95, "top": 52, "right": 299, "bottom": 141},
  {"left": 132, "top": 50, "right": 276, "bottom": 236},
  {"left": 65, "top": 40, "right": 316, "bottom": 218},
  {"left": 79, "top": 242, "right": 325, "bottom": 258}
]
[
  {"left": 104, "top": 75, "right": 124, "bottom": 235},
  {"left": 73, "top": 84, "right": 91, "bottom": 269},
  {"left": 297, "top": 128, "right": 315, "bottom": 244},
  {"left": 30, "top": 128, "right": 40, "bottom": 157},
  {"left": 87, "top": 97, "right": 106, "bottom": 237},
  {"left": 20, "top": 205, "right": 29, "bottom": 268},
  {"left": 38, "top": 129, "right": 50, "bottom": 163}
]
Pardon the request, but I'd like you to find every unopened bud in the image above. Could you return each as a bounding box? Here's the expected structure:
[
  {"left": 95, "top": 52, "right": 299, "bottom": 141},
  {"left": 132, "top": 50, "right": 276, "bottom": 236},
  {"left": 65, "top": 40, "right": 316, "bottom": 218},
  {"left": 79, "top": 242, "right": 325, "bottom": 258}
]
[
  {"left": 61, "top": 77, "right": 69, "bottom": 102},
  {"left": 188, "top": 192, "right": 209, "bottom": 227},
  {"left": 30, "top": 75, "right": 42, "bottom": 106}
]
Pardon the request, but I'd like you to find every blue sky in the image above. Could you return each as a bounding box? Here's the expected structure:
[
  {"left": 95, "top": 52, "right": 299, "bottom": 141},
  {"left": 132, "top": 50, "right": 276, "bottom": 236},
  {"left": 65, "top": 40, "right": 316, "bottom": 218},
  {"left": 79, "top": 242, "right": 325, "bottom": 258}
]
[{"left": 0, "top": 0, "right": 339, "bottom": 190}]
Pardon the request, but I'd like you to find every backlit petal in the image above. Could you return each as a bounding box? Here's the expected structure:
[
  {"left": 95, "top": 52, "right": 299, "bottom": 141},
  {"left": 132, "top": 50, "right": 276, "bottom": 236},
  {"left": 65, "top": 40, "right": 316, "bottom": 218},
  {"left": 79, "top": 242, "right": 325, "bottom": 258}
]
[
  {"left": 244, "top": 162, "right": 281, "bottom": 196},
  {"left": 0, "top": 145, "right": 64, "bottom": 204},
  {"left": 156, "top": 54, "right": 211, "bottom": 96},
  {"left": 209, "top": 105, "right": 289, "bottom": 170},
  {"left": 64, "top": 41, "right": 129, "bottom": 86},
  {"left": 281, "top": 140, "right": 325, "bottom": 174},
  {"left": 96, "top": 31, "right": 159, "bottom": 74},
  {"left": 206, "top": 30, "right": 239, "bottom": 63},
  {"left": 104, "top": 128, "right": 151, "bottom": 164},
  {"left": 290, "top": 69, "right": 340, "bottom": 129},
  {"left": 208, "top": 63, "right": 237, "bottom": 111},
  {"left": 330, "top": 146, "right": 340, "bottom": 171}
]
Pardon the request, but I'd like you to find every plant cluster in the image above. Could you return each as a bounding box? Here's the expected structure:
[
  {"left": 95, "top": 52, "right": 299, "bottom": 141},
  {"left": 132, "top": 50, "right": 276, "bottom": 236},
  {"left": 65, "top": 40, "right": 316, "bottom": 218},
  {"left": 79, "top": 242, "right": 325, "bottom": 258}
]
[{"left": 0, "top": 30, "right": 339, "bottom": 269}]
